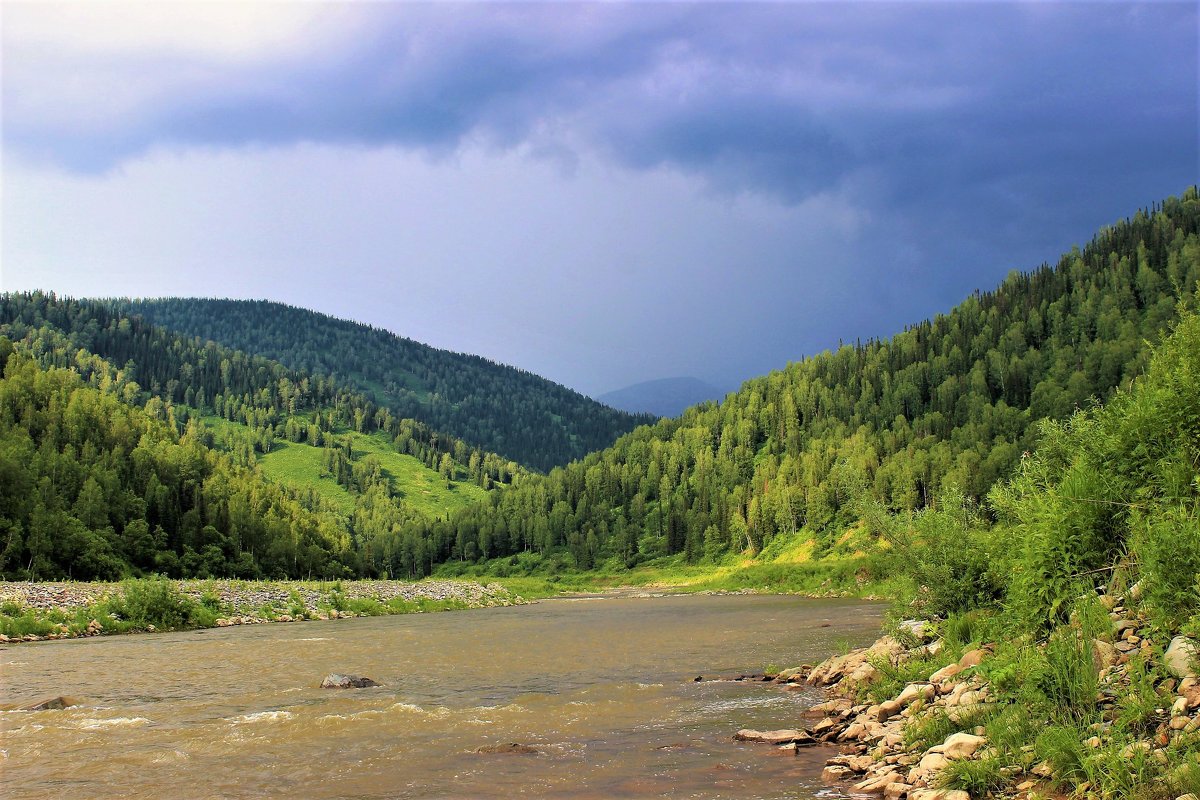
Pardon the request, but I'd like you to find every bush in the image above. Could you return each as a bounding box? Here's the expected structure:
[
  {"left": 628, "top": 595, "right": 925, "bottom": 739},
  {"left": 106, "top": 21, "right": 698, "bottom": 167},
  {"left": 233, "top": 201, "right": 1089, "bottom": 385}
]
[
  {"left": 900, "top": 490, "right": 1010, "bottom": 618},
  {"left": 106, "top": 578, "right": 210, "bottom": 631},
  {"left": 938, "top": 757, "right": 1005, "bottom": 795},
  {"left": 1134, "top": 508, "right": 1200, "bottom": 629}
]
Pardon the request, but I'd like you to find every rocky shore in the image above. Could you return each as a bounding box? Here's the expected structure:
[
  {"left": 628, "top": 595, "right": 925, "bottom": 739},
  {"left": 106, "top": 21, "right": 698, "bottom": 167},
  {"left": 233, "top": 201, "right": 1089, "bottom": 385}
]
[
  {"left": 723, "top": 591, "right": 1200, "bottom": 799},
  {"left": 0, "top": 579, "right": 526, "bottom": 643}
]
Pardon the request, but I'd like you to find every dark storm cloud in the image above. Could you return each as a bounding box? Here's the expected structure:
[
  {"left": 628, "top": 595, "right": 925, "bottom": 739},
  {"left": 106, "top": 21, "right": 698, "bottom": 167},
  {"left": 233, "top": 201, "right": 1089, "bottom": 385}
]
[
  {"left": 11, "top": 2, "right": 1192, "bottom": 207},
  {"left": 4, "top": 2, "right": 1196, "bottom": 391}
]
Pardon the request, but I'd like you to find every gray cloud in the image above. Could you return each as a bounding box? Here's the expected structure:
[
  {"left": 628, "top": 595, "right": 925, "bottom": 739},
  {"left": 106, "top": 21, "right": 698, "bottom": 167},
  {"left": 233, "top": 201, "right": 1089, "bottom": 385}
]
[
  {"left": 2, "top": 2, "right": 1196, "bottom": 393},
  {"left": 9, "top": 4, "right": 1192, "bottom": 193}
]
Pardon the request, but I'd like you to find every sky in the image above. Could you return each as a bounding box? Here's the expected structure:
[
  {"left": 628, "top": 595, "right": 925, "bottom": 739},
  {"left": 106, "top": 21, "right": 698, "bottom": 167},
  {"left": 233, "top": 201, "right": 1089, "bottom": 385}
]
[{"left": 2, "top": 2, "right": 1196, "bottom": 398}]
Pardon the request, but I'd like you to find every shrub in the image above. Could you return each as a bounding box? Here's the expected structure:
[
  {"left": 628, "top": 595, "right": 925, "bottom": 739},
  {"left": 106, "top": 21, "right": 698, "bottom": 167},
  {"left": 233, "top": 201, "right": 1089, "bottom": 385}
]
[
  {"left": 938, "top": 757, "right": 1006, "bottom": 795},
  {"left": 1036, "top": 627, "right": 1099, "bottom": 715},
  {"left": 900, "top": 490, "right": 1010, "bottom": 618},
  {"left": 1134, "top": 508, "right": 1200, "bottom": 629},
  {"left": 106, "top": 577, "right": 210, "bottom": 631},
  {"left": 1082, "top": 737, "right": 1160, "bottom": 799},
  {"left": 1034, "top": 724, "right": 1088, "bottom": 783}
]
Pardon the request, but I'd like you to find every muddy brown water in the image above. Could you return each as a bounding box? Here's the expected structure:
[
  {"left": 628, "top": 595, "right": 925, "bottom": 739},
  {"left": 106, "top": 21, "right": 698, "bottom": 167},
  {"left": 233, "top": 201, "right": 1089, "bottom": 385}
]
[{"left": 1, "top": 594, "right": 883, "bottom": 799}]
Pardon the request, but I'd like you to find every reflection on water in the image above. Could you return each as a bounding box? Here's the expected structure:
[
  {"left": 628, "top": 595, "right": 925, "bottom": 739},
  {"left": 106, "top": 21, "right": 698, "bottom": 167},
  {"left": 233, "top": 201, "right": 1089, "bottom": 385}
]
[{"left": 1, "top": 594, "right": 882, "bottom": 799}]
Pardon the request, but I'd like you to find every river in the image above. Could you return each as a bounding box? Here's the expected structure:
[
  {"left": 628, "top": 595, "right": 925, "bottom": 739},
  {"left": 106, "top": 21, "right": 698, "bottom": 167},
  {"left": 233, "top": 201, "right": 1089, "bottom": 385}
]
[{"left": 1, "top": 594, "right": 883, "bottom": 799}]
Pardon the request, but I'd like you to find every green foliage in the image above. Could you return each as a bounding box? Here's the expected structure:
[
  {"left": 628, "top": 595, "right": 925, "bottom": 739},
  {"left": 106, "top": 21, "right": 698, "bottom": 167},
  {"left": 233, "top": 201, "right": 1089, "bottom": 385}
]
[
  {"left": 941, "top": 609, "right": 1001, "bottom": 650},
  {"left": 902, "top": 708, "right": 988, "bottom": 752},
  {"left": 0, "top": 292, "right": 522, "bottom": 580},
  {"left": 1114, "top": 652, "right": 1166, "bottom": 736},
  {"left": 0, "top": 353, "right": 359, "bottom": 580},
  {"left": 1167, "top": 759, "right": 1200, "bottom": 799},
  {"left": 897, "top": 491, "right": 1010, "bottom": 618},
  {"left": 1081, "top": 737, "right": 1160, "bottom": 798},
  {"left": 3, "top": 191, "right": 1198, "bottom": 587},
  {"left": 1034, "top": 724, "right": 1089, "bottom": 782},
  {"left": 1036, "top": 627, "right": 1100, "bottom": 714},
  {"left": 104, "top": 578, "right": 215, "bottom": 631},
  {"left": 981, "top": 704, "right": 1039, "bottom": 757},
  {"left": 396, "top": 191, "right": 1200, "bottom": 576},
  {"left": 1134, "top": 507, "right": 1200, "bottom": 629},
  {"left": 0, "top": 609, "right": 63, "bottom": 638},
  {"left": 198, "top": 589, "right": 224, "bottom": 613},
  {"left": 862, "top": 644, "right": 961, "bottom": 704},
  {"left": 118, "top": 297, "right": 654, "bottom": 472},
  {"left": 996, "top": 298, "right": 1200, "bottom": 628},
  {"left": 938, "top": 757, "right": 1005, "bottom": 795}
]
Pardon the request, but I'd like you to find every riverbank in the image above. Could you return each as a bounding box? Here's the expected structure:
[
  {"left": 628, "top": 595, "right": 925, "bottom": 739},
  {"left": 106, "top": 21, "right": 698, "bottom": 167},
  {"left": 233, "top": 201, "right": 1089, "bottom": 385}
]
[
  {"left": 0, "top": 578, "right": 527, "bottom": 642},
  {"left": 731, "top": 585, "right": 1200, "bottom": 799},
  {"left": 436, "top": 549, "right": 912, "bottom": 601},
  {"left": 0, "top": 560, "right": 902, "bottom": 645}
]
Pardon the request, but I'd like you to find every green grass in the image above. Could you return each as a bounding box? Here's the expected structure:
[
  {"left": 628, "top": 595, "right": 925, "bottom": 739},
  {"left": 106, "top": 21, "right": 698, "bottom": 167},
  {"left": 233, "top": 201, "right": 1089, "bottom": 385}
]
[
  {"left": 350, "top": 431, "right": 486, "bottom": 516},
  {"left": 0, "top": 579, "right": 216, "bottom": 638},
  {"left": 0, "top": 577, "right": 522, "bottom": 640},
  {"left": 434, "top": 538, "right": 912, "bottom": 602},
  {"left": 199, "top": 413, "right": 486, "bottom": 519},
  {"left": 257, "top": 439, "right": 357, "bottom": 514}
]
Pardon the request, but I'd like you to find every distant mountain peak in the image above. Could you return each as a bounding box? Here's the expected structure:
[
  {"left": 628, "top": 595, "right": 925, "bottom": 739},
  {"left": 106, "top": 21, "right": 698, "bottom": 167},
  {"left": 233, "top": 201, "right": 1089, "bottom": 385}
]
[{"left": 597, "top": 376, "right": 726, "bottom": 418}]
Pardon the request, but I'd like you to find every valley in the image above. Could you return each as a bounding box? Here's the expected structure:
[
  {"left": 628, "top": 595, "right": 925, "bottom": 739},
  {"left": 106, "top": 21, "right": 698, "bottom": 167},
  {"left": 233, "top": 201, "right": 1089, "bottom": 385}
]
[{"left": 3, "top": 190, "right": 1200, "bottom": 799}]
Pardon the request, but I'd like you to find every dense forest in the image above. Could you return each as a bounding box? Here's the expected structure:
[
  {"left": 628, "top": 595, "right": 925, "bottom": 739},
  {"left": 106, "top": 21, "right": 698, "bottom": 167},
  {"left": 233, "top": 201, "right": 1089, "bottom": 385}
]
[
  {"left": 1, "top": 190, "right": 1196, "bottom": 583},
  {"left": 116, "top": 298, "right": 655, "bottom": 472},
  {"left": 0, "top": 348, "right": 357, "bottom": 579},
  {"left": 0, "top": 294, "right": 523, "bottom": 488},
  {"left": 0, "top": 294, "right": 525, "bottom": 579},
  {"left": 392, "top": 189, "right": 1200, "bottom": 577}
]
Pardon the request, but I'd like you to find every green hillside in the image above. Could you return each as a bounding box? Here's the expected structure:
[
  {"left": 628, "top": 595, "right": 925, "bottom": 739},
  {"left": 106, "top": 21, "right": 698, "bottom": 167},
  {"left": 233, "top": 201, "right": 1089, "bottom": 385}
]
[
  {"left": 0, "top": 294, "right": 516, "bottom": 580},
  {"left": 3, "top": 190, "right": 1197, "bottom": 587},
  {"left": 202, "top": 414, "right": 486, "bottom": 518},
  {"left": 115, "top": 297, "right": 655, "bottom": 472},
  {"left": 0, "top": 350, "right": 355, "bottom": 580},
  {"left": 390, "top": 189, "right": 1200, "bottom": 578}
]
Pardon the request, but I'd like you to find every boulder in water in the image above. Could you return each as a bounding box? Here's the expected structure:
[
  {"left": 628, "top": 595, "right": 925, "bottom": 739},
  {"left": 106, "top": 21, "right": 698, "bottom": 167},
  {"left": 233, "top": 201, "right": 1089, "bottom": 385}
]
[
  {"left": 475, "top": 743, "right": 539, "bottom": 755},
  {"left": 18, "top": 696, "right": 82, "bottom": 711},
  {"left": 320, "top": 674, "right": 380, "bottom": 689},
  {"left": 733, "top": 729, "right": 813, "bottom": 745}
]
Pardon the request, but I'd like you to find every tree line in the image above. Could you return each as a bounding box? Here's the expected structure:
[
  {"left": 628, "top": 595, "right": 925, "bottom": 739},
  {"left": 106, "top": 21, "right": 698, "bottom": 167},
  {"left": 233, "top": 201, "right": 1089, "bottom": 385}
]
[
  {"left": 392, "top": 189, "right": 1200, "bottom": 576},
  {"left": 2, "top": 189, "right": 1196, "bottom": 582},
  {"left": 0, "top": 294, "right": 531, "bottom": 579},
  {"left": 117, "top": 297, "right": 656, "bottom": 473}
]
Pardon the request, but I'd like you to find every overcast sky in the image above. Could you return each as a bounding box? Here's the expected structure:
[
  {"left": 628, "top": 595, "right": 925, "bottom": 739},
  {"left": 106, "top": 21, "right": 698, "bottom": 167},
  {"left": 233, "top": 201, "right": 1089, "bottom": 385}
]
[{"left": 2, "top": 2, "right": 1195, "bottom": 397}]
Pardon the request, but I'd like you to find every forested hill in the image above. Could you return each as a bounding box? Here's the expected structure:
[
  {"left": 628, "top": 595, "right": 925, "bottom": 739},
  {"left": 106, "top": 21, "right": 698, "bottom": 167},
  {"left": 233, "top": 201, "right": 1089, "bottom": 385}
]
[
  {"left": 0, "top": 293, "right": 523, "bottom": 580},
  {"left": 114, "top": 298, "right": 655, "bottom": 472},
  {"left": 394, "top": 189, "right": 1200, "bottom": 575}
]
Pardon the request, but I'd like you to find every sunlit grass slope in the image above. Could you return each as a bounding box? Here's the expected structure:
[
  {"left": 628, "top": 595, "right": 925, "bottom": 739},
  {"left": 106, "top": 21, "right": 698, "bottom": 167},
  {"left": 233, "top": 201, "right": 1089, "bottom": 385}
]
[{"left": 201, "top": 415, "right": 486, "bottom": 519}]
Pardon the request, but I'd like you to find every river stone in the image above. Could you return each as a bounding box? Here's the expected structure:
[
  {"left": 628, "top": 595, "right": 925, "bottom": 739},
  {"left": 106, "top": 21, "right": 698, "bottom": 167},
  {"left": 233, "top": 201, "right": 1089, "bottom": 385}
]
[
  {"left": 896, "top": 682, "right": 935, "bottom": 707},
  {"left": 939, "top": 732, "right": 986, "bottom": 759},
  {"left": 475, "top": 743, "right": 539, "bottom": 755},
  {"left": 874, "top": 699, "right": 903, "bottom": 722},
  {"left": 733, "top": 729, "right": 810, "bottom": 745},
  {"left": 897, "top": 619, "right": 933, "bottom": 642},
  {"left": 1092, "top": 638, "right": 1118, "bottom": 671},
  {"left": 1166, "top": 637, "right": 1198, "bottom": 678},
  {"left": 320, "top": 673, "right": 380, "bottom": 689},
  {"left": 822, "top": 764, "right": 855, "bottom": 782},
  {"left": 19, "top": 696, "right": 82, "bottom": 711},
  {"left": 957, "top": 649, "right": 988, "bottom": 669},
  {"left": 928, "top": 663, "right": 963, "bottom": 683},
  {"left": 910, "top": 791, "right": 970, "bottom": 800},
  {"left": 915, "top": 751, "right": 950, "bottom": 777}
]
